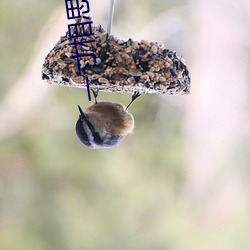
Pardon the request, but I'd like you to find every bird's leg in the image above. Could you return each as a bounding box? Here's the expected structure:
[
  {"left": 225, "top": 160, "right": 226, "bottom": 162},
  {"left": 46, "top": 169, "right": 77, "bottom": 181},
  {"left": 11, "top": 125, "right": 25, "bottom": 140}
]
[
  {"left": 91, "top": 89, "right": 99, "bottom": 104},
  {"left": 126, "top": 91, "right": 141, "bottom": 110}
]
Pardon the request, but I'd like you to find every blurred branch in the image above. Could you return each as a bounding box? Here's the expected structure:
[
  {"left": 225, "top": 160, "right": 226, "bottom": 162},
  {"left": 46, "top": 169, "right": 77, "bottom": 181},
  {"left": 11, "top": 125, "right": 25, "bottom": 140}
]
[{"left": 0, "top": 6, "right": 71, "bottom": 139}]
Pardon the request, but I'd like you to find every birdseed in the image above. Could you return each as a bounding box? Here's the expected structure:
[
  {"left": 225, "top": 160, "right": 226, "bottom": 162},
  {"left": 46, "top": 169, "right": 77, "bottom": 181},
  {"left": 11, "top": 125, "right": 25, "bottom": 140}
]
[{"left": 42, "top": 17, "right": 191, "bottom": 95}]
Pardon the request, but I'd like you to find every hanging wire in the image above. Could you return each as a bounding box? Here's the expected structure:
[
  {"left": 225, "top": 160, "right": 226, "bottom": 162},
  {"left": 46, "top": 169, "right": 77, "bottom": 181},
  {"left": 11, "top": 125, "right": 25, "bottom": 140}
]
[{"left": 107, "top": 0, "right": 115, "bottom": 34}]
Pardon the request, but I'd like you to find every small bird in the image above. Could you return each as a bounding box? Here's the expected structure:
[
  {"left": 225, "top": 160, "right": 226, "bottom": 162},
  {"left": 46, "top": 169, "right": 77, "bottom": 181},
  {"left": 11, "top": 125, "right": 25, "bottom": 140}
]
[{"left": 75, "top": 90, "right": 140, "bottom": 149}]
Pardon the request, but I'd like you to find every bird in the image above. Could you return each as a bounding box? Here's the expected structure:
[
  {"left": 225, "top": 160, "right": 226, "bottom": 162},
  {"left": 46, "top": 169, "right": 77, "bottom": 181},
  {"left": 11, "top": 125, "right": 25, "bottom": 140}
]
[{"left": 75, "top": 90, "right": 140, "bottom": 149}]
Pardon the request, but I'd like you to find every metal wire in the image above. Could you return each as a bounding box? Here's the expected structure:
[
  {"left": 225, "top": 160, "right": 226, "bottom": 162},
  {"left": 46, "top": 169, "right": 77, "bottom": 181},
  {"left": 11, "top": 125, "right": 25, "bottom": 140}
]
[{"left": 107, "top": 0, "right": 115, "bottom": 34}]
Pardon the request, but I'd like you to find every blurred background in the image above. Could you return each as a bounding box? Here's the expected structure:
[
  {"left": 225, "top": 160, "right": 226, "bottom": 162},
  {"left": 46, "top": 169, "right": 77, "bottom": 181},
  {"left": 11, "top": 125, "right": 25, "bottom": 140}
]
[{"left": 1, "top": 0, "right": 250, "bottom": 249}]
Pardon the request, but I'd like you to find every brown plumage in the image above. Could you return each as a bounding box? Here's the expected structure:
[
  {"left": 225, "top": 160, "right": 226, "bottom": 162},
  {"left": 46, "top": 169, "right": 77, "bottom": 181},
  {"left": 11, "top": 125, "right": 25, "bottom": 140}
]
[
  {"left": 85, "top": 101, "right": 134, "bottom": 136},
  {"left": 75, "top": 90, "right": 139, "bottom": 149}
]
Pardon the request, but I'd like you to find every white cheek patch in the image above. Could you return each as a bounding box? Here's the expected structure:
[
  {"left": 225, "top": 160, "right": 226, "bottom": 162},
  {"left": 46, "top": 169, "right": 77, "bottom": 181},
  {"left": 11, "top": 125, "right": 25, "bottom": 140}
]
[{"left": 83, "top": 122, "right": 95, "bottom": 147}]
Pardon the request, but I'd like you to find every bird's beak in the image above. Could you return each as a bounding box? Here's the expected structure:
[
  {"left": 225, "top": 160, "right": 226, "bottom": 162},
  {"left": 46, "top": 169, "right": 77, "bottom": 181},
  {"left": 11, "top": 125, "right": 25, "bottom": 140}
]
[{"left": 77, "top": 105, "right": 86, "bottom": 119}]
